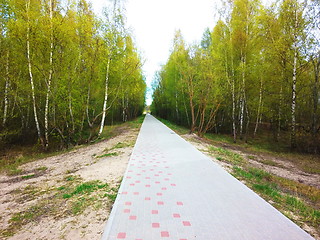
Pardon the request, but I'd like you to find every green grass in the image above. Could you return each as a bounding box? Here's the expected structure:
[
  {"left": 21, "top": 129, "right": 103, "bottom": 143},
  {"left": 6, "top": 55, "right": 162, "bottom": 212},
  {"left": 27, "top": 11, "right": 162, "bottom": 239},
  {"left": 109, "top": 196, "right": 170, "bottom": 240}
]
[
  {"left": 158, "top": 118, "right": 320, "bottom": 236},
  {"left": 96, "top": 152, "right": 119, "bottom": 158},
  {"left": 209, "top": 146, "right": 246, "bottom": 165},
  {"left": 232, "top": 166, "right": 320, "bottom": 230},
  {"left": 157, "top": 118, "right": 189, "bottom": 135},
  {"left": 127, "top": 115, "right": 145, "bottom": 129},
  {"left": 112, "top": 142, "right": 131, "bottom": 149},
  {"left": 61, "top": 181, "right": 108, "bottom": 199},
  {"left": 21, "top": 174, "right": 35, "bottom": 180},
  {"left": 1, "top": 115, "right": 145, "bottom": 176}
]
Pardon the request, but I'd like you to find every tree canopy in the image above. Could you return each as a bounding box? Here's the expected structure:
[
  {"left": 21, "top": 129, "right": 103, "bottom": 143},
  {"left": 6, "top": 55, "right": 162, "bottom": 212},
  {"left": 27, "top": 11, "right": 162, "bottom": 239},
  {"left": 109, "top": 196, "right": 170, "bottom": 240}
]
[
  {"left": 0, "top": 0, "right": 146, "bottom": 150},
  {"left": 152, "top": 0, "right": 320, "bottom": 153}
]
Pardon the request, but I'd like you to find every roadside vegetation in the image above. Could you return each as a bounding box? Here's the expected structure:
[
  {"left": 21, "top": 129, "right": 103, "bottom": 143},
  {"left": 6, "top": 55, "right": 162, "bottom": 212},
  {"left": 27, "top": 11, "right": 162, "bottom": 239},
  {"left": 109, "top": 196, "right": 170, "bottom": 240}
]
[
  {"left": 0, "top": 116, "right": 144, "bottom": 176},
  {"left": 151, "top": 0, "right": 320, "bottom": 154},
  {"left": 0, "top": 0, "right": 146, "bottom": 152},
  {"left": 159, "top": 118, "right": 320, "bottom": 238},
  {"left": 0, "top": 116, "right": 144, "bottom": 239}
]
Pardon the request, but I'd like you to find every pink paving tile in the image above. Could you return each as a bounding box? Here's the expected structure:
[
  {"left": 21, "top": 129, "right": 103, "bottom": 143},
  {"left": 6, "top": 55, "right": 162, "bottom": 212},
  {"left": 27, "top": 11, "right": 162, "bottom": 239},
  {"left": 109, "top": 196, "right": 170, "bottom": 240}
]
[
  {"left": 128, "top": 170, "right": 133, "bottom": 172},
  {"left": 161, "top": 231, "right": 170, "bottom": 237},
  {"left": 125, "top": 202, "right": 132, "bottom": 206},
  {"left": 145, "top": 197, "right": 151, "bottom": 201},
  {"left": 136, "top": 174, "right": 141, "bottom": 176},
  {"left": 145, "top": 184, "right": 151, "bottom": 187},
  {"left": 173, "top": 213, "right": 181, "bottom": 218},
  {"left": 152, "top": 223, "right": 160, "bottom": 228},
  {"left": 117, "top": 232, "right": 126, "bottom": 239},
  {"left": 129, "top": 215, "right": 137, "bottom": 220},
  {"left": 156, "top": 193, "right": 163, "bottom": 196},
  {"left": 130, "top": 184, "right": 135, "bottom": 186},
  {"left": 159, "top": 171, "right": 163, "bottom": 173},
  {"left": 168, "top": 173, "right": 172, "bottom": 175},
  {"left": 123, "top": 209, "right": 130, "bottom": 213},
  {"left": 145, "top": 177, "right": 151, "bottom": 179},
  {"left": 133, "top": 192, "right": 139, "bottom": 195},
  {"left": 164, "top": 178, "right": 169, "bottom": 181},
  {"left": 151, "top": 210, "right": 158, "bottom": 214},
  {"left": 155, "top": 181, "right": 160, "bottom": 184},
  {"left": 157, "top": 201, "right": 164, "bottom": 205},
  {"left": 122, "top": 192, "right": 128, "bottom": 195},
  {"left": 135, "top": 181, "right": 141, "bottom": 183},
  {"left": 155, "top": 174, "right": 159, "bottom": 177},
  {"left": 183, "top": 221, "right": 191, "bottom": 226},
  {"left": 126, "top": 177, "right": 131, "bottom": 179},
  {"left": 161, "top": 187, "right": 167, "bottom": 190},
  {"left": 177, "top": 201, "right": 183, "bottom": 206},
  {"left": 171, "top": 183, "right": 176, "bottom": 186}
]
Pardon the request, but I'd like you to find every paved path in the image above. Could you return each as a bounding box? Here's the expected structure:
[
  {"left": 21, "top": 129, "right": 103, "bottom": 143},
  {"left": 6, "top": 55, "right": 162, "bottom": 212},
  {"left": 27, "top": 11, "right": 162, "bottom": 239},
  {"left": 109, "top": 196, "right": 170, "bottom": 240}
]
[{"left": 102, "top": 115, "right": 314, "bottom": 240}]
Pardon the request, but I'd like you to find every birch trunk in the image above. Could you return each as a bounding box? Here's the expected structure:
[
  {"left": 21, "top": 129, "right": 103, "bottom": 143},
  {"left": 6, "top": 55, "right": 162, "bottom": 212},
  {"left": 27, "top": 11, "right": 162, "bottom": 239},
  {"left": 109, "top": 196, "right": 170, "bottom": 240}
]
[
  {"left": 44, "top": 0, "right": 54, "bottom": 149},
  {"left": 277, "top": 85, "right": 283, "bottom": 141},
  {"left": 98, "top": 57, "right": 111, "bottom": 136},
  {"left": 254, "top": 77, "right": 263, "bottom": 138},
  {"left": 230, "top": 49, "right": 236, "bottom": 143},
  {"left": 3, "top": 51, "right": 9, "bottom": 127},
  {"left": 291, "top": 9, "right": 298, "bottom": 149},
  {"left": 312, "top": 54, "right": 319, "bottom": 152},
  {"left": 26, "top": 0, "right": 42, "bottom": 144}
]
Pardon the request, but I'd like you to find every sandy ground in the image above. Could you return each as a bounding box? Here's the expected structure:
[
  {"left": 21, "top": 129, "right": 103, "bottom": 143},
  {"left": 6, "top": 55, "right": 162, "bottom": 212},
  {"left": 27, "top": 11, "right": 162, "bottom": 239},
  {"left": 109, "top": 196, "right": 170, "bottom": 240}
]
[{"left": 0, "top": 126, "right": 139, "bottom": 240}]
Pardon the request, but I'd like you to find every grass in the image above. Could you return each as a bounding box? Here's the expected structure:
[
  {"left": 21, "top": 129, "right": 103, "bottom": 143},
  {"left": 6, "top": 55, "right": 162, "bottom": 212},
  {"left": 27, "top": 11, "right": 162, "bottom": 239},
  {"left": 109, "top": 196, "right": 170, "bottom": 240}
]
[
  {"left": 0, "top": 115, "right": 145, "bottom": 176},
  {"left": 21, "top": 174, "right": 35, "bottom": 180},
  {"left": 0, "top": 116, "right": 144, "bottom": 238},
  {"left": 158, "top": 117, "right": 320, "bottom": 237},
  {"left": 260, "top": 159, "right": 281, "bottom": 167},
  {"left": 62, "top": 181, "right": 108, "bottom": 199},
  {"left": 2, "top": 176, "right": 120, "bottom": 238},
  {"left": 232, "top": 166, "right": 320, "bottom": 232},
  {"left": 96, "top": 152, "right": 119, "bottom": 158},
  {"left": 157, "top": 118, "right": 189, "bottom": 135},
  {"left": 209, "top": 146, "right": 246, "bottom": 165}
]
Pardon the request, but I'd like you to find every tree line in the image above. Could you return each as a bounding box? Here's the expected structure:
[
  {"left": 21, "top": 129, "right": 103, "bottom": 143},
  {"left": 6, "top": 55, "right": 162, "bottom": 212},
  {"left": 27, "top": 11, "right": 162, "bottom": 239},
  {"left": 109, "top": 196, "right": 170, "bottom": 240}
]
[
  {"left": 152, "top": 0, "right": 320, "bottom": 153},
  {"left": 0, "top": 0, "right": 146, "bottom": 150}
]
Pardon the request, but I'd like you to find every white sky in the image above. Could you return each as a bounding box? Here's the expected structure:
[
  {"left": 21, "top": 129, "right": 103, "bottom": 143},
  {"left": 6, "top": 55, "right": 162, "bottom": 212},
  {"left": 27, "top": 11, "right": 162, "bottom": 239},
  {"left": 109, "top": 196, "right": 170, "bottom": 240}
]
[{"left": 88, "top": 0, "right": 219, "bottom": 105}]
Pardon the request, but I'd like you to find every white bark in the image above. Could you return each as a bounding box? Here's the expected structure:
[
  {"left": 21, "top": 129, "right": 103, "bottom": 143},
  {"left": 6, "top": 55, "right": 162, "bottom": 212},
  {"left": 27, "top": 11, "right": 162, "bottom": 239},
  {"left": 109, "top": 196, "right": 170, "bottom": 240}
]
[
  {"left": 44, "top": 0, "right": 54, "bottom": 149},
  {"left": 277, "top": 85, "right": 283, "bottom": 140},
  {"left": 291, "top": 8, "right": 298, "bottom": 148},
  {"left": 26, "top": 0, "right": 42, "bottom": 142},
  {"left": 254, "top": 77, "right": 263, "bottom": 137},
  {"left": 3, "top": 52, "right": 9, "bottom": 127},
  {"left": 98, "top": 57, "right": 111, "bottom": 136}
]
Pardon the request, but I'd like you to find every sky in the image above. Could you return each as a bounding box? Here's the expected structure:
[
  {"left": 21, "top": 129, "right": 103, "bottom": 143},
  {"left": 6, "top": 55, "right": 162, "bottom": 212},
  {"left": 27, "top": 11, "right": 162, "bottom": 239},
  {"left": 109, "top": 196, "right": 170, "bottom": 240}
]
[{"left": 88, "top": 0, "right": 219, "bottom": 105}]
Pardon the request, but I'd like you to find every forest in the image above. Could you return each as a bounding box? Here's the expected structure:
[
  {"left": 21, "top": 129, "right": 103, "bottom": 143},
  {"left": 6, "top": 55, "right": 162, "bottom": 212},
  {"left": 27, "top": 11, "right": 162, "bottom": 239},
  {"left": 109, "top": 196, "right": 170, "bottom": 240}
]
[
  {"left": 152, "top": 0, "right": 320, "bottom": 153},
  {"left": 0, "top": 0, "right": 146, "bottom": 151}
]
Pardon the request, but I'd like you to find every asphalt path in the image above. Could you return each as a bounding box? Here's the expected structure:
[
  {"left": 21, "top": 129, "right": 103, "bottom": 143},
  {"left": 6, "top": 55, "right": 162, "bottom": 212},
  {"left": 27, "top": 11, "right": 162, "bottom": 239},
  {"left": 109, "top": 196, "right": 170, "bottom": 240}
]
[{"left": 102, "top": 114, "right": 314, "bottom": 240}]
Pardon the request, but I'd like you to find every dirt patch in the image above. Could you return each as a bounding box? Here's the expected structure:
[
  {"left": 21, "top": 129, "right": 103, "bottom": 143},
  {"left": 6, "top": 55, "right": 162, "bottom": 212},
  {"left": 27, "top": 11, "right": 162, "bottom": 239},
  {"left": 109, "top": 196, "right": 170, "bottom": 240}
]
[
  {"left": 183, "top": 134, "right": 320, "bottom": 189},
  {"left": 0, "top": 126, "right": 139, "bottom": 239}
]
